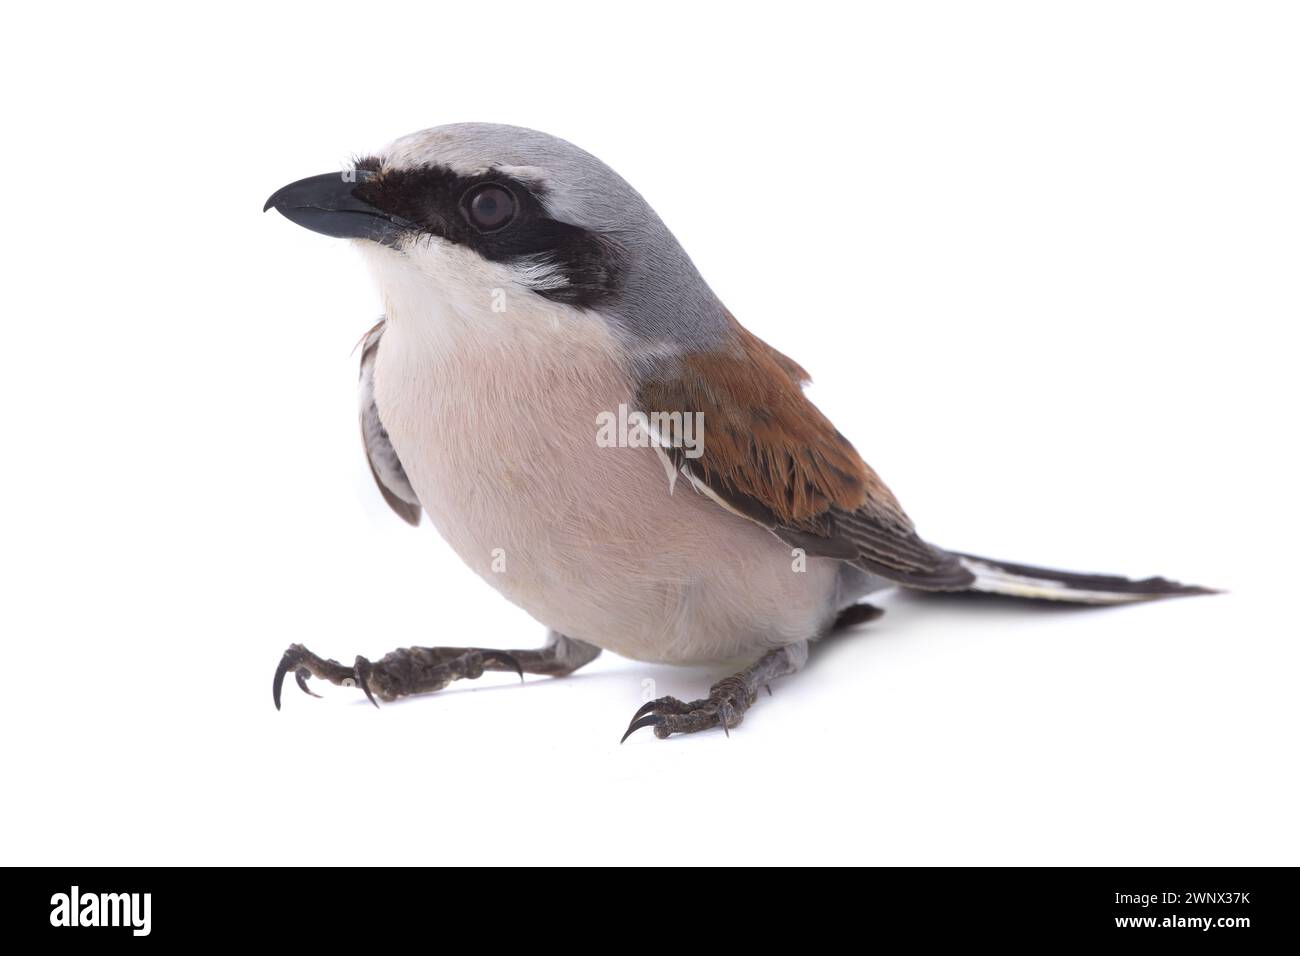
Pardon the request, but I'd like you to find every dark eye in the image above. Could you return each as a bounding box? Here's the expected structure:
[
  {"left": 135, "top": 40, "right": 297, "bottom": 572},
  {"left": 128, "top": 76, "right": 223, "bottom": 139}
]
[{"left": 463, "top": 184, "right": 516, "bottom": 232}]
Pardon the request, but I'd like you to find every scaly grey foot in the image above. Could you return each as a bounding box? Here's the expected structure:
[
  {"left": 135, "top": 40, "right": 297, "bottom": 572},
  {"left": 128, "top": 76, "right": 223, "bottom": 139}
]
[
  {"left": 621, "top": 641, "right": 811, "bottom": 741},
  {"left": 273, "top": 632, "right": 600, "bottom": 709}
]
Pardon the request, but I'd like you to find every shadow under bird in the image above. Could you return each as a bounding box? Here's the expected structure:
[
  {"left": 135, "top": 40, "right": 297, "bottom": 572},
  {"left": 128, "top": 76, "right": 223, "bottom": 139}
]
[{"left": 264, "top": 123, "right": 1214, "bottom": 740}]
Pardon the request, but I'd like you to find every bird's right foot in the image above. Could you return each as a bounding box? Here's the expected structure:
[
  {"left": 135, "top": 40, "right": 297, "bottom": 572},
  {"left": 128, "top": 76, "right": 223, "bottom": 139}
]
[{"left": 272, "top": 633, "right": 601, "bottom": 710}]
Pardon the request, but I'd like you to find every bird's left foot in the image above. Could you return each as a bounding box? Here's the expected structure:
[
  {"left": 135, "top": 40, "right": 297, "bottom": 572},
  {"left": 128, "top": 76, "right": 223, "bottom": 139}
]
[
  {"left": 620, "top": 677, "right": 753, "bottom": 741},
  {"left": 620, "top": 641, "right": 809, "bottom": 742}
]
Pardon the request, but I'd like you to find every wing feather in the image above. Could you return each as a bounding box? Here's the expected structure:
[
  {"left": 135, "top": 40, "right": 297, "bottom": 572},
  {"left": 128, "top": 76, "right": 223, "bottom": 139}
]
[
  {"left": 636, "top": 315, "right": 972, "bottom": 590},
  {"left": 358, "top": 319, "right": 421, "bottom": 526}
]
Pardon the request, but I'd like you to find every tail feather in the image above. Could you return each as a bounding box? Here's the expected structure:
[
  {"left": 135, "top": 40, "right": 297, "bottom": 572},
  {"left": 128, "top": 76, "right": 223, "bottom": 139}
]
[{"left": 952, "top": 552, "right": 1217, "bottom": 605}]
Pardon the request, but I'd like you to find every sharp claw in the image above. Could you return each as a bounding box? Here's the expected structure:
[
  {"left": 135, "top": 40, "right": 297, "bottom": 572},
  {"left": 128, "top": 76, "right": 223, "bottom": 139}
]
[
  {"left": 272, "top": 653, "right": 293, "bottom": 711},
  {"left": 295, "top": 668, "right": 321, "bottom": 698},
  {"left": 765, "top": 684, "right": 772, "bottom": 697},
  {"left": 489, "top": 651, "right": 525, "bottom": 683},
  {"left": 354, "top": 656, "right": 380, "bottom": 709},
  {"left": 620, "top": 713, "right": 664, "bottom": 743},
  {"left": 629, "top": 699, "right": 660, "bottom": 724}
]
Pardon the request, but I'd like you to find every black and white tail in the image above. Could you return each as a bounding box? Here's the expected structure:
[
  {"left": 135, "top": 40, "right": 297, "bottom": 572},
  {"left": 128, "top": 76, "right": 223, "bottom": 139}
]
[{"left": 952, "top": 552, "right": 1217, "bottom": 605}]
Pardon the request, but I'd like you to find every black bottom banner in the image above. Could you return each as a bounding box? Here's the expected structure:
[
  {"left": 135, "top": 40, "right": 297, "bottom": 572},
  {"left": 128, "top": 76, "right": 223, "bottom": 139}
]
[{"left": 7, "top": 866, "right": 1294, "bottom": 945}]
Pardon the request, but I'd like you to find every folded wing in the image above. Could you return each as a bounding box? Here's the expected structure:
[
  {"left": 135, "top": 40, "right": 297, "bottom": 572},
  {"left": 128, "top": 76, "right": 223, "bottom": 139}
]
[
  {"left": 635, "top": 315, "right": 974, "bottom": 590},
  {"left": 359, "top": 319, "right": 422, "bottom": 526}
]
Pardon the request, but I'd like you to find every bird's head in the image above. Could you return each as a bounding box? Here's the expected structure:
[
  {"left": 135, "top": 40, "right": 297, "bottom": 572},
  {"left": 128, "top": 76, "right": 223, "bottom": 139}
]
[{"left": 265, "top": 123, "right": 727, "bottom": 353}]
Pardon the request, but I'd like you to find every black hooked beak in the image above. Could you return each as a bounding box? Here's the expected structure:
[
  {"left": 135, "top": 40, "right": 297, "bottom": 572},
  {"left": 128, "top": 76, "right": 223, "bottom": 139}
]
[{"left": 263, "top": 171, "right": 412, "bottom": 243}]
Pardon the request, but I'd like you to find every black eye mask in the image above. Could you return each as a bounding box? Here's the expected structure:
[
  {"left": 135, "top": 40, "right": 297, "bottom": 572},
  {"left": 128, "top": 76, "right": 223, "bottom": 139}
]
[{"left": 352, "top": 160, "right": 625, "bottom": 308}]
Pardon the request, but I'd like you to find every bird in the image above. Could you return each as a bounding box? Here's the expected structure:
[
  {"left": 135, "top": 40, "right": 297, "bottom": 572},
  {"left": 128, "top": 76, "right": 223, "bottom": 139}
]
[{"left": 264, "top": 123, "right": 1213, "bottom": 740}]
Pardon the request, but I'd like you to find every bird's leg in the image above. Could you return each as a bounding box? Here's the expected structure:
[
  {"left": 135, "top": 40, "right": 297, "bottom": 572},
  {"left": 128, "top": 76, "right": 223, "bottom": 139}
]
[
  {"left": 273, "top": 631, "right": 600, "bottom": 709},
  {"left": 621, "top": 640, "right": 810, "bottom": 741},
  {"left": 832, "top": 601, "right": 885, "bottom": 630}
]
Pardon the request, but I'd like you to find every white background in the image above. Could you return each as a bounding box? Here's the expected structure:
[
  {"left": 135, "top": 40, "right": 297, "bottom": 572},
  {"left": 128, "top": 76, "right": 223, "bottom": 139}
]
[{"left": 2, "top": 1, "right": 1296, "bottom": 865}]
